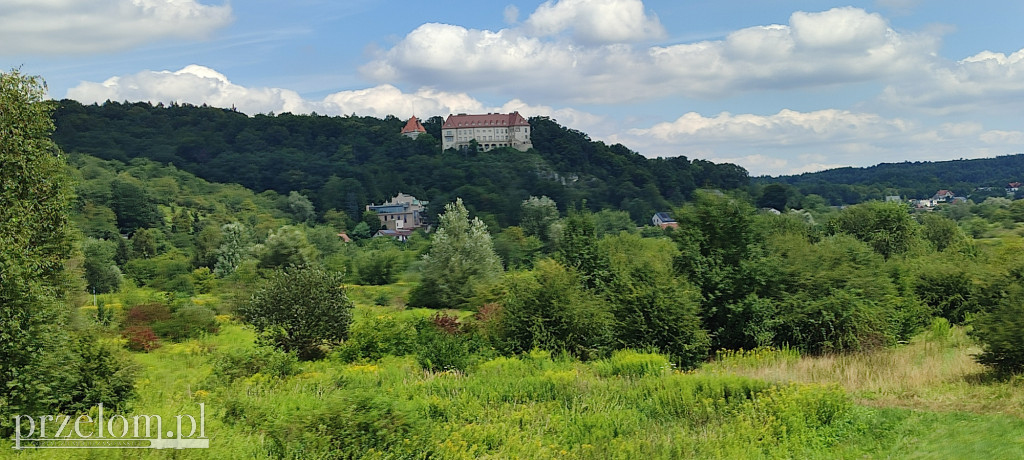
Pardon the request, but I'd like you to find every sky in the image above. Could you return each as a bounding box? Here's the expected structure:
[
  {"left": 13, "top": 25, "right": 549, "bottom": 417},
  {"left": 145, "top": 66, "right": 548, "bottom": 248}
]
[{"left": 3, "top": 0, "right": 1023, "bottom": 176}]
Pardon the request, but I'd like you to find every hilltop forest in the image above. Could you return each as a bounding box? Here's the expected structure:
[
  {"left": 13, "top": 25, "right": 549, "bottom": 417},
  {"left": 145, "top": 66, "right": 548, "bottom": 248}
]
[
  {"left": 51, "top": 100, "right": 748, "bottom": 227},
  {"left": 760, "top": 154, "right": 1024, "bottom": 205}
]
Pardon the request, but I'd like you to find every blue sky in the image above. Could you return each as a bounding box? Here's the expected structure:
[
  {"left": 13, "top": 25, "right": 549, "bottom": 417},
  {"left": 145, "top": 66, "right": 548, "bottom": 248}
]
[{"left": 3, "top": 0, "right": 1023, "bottom": 176}]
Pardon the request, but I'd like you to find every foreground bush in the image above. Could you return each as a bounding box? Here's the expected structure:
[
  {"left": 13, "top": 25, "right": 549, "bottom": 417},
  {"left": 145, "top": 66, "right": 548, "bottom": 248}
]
[
  {"left": 240, "top": 267, "right": 353, "bottom": 360},
  {"left": 971, "top": 287, "right": 1024, "bottom": 374}
]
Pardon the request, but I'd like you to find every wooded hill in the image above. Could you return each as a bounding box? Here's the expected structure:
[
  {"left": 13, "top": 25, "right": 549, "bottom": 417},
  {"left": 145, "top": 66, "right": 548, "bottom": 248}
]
[
  {"left": 52, "top": 100, "right": 749, "bottom": 227},
  {"left": 761, "top": 154, "right": 1024, "bottom": 204}
]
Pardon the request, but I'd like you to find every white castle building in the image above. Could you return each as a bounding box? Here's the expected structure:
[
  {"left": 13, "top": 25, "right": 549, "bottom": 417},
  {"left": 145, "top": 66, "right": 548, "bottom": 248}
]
[{"left": 440, "top": 112, "right": 533, "bottom": 152}]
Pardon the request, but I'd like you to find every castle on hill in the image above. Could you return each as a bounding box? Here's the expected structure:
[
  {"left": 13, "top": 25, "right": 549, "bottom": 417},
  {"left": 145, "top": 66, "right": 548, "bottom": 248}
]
[{"left": 428, "top": 112, "right": 532, "bottom": 152}]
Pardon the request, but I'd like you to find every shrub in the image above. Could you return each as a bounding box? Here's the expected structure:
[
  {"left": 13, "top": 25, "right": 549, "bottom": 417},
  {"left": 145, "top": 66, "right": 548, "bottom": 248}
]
[
  {"left": 417, "top": 329, "right": 470, "bottom": 373},
  {"left": 240, "top": 267, "right": 353, "bottom": 360},
  {"left": 971, "top": 287, "right": 1024, "bottom": 374},
  {"left": 336, "top": 315, "right": 418, "bottom": 362},
  {"left": 125, "top": 302, "right": 171, "bottom": 327},
  {"left": 123, "top": 326, "right": 160, "bottom": 352},
  {"left": 593, "top": 349, "right": 671, "bottom": 378},
  {"left": 496, "top": 259, "right": 614, "bottom": 360},
  {"left": 153, "top": 304, "right": 219, "bottom": 341},
  {"left": 265, "top": 390, "right": 429, "bottom": 459},
  {"left": 58, "top": 334, "right": 138, "bottom": 413},
  {"left": 207, "top": 347, "right": 298, "bottom": 385},
  {"left": 353, "top": 247, "right": 406, "bottom": 285}
]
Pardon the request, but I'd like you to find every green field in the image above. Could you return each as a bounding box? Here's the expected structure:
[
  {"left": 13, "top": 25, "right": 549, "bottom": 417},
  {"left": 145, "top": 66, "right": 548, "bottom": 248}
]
[{"left": 4, "top": 302, "right": 1022, "bottom": 459}]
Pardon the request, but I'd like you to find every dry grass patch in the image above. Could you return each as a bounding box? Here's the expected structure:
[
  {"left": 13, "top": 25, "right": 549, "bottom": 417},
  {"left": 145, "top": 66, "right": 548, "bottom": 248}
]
[{"left": 705, "top": 324, "right": 1024, "bottom": 418}]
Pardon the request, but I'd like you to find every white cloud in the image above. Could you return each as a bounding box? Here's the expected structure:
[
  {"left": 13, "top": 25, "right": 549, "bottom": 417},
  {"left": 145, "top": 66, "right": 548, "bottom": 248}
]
[
  {"left": 504, "top": 5, "right": 520, "bottom": 24},
  {"left": 0, "top": 0, "right": 232, "bottom": 55},
  {"left": 363, "top": 6, "right": 937, "bottom": 103},
  {"left": 67, "top": 65, "right": 307, "bottom": 115},
  {"left": 524, "top": 0, "right": 665, "bottom": 44},
  {"left": 610, "top": 109, "right": 1024, "bottom": 176},
  {"left": 64, "top": 65, "right": 610, "bottom": 135},
  {"left": 882, "top": 47, "right": 1024, "bottom": 114}
]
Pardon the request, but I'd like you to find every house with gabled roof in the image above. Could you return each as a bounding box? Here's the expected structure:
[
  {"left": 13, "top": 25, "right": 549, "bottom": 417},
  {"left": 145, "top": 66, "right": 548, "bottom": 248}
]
[
  {"left": 652, "top": 212, "right": 678, "bottom": 229},
  {"left": 932, "top": 190, "right": 954, "bottom": 202},
  {"left": 400, "top": 116, "right": 426, "bottom": 139},
  {"left": 441, "top": 112, "right": 533, "bottom": 152}
]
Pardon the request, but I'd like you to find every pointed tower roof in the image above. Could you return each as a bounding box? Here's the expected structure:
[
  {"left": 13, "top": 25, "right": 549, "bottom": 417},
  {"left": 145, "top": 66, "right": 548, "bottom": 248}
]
[{"left": 401, "top": 116, "right": 427, "bottom": 135}]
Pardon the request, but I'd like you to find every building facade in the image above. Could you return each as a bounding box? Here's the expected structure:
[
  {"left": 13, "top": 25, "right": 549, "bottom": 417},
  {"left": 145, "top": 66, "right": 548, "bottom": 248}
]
[
  {"left": 441, "top": 112, "right": 533, "bottom": 152},
  {"left": 366, "top": 192, "right": 428, "bottom": 232}
]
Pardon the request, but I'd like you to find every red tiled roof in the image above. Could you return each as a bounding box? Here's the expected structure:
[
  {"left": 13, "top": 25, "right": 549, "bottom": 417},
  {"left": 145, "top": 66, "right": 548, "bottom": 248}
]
[
  {"left": 442, "top": 111, "right": 529, "bottom": 129},
  {"left": 401, "top": 116, "right": 426, "bottom": 134}
]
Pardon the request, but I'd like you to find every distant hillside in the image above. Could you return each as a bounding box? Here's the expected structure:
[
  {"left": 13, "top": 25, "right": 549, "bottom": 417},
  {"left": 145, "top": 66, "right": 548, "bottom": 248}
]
[
  {"left": 52, "top": 100, "right": 749, "bottom": 227},
  {"left": 760, "top": 155, "right": 1024, "bottom": 204}
]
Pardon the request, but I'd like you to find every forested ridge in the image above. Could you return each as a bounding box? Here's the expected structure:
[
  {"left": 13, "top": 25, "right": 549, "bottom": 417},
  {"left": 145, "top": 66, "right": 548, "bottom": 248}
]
[
  {"left": 762, "top": 154, "right": 1024, "bottom": 204},
  {"left": 51, "top": 100, "right": 749, "bottom": 226}
]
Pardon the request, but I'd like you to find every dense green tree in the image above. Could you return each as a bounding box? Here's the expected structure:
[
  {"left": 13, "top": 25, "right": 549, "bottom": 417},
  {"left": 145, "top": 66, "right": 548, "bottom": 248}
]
[
  {"left": 241, "top": 267, "right": 354, "bottom": 360},
  {"left": 287, "top": 191, "right": 316, "bottom": 224},
  {"left": 109, "top": 174, "right": 162, "bottom": 233},
  {"left": 496, "top": 259, "right": 614, "bottom": 360},
  {"left": 557, "top": 209, "right": 610, "bottom": 291},
  {"left": 0, "top": 70, "right": 79, "bottom": 425},
  {"left": 361, "top": 210, "right": 383, "bottom": 235},
  {"left": 592, "top": 209, "right": 637, "bottom": 237},
  {"left": 519, "top": 196, "right": 559, "bottom": 241},
  {"left": 671, "top": 191, "right": 757, "bottom": 349},
  {"left": 919, "top": 213, "right": 965, "bottom": 252},
  {"left": 130, "top": 227, "right": 158, "bottom": 258},
  {"left": 75, "top": 203, "right": 120, "bottom": 239},
  {"left": 601, "top": 233, "right": 710, "bottom": 368},
  {"left": 971, "top": 282, "right": 1024, "bottom": 374},
  {"left": 757, "top": 183, "right": 791, "bottom": 211},
  {"left": 214, "top": 222, "right": 251, "bottom": 276},
  {"left": 493, "top": 226, "right": 542, "bottom": 269},
  {"left": 410, "top": 198, "right": 503, "bottom": 309},
  {"left": 258, "top": 225, "right": 320, "bottom": 269},
  {"left": 82, "top": 238, "right": 123, "bottom": 294},
  {"left": 827, "top": 201, "right": 918, "bottom": 259},
  {"left": 353, "top": 247, "right": 406, "bottom": 285}
]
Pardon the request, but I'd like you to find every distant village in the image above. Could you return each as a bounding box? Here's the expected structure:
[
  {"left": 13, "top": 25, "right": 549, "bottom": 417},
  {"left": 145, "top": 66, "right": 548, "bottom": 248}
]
[{"left": 906, "top": 182, "right": 1022, "bottom": 209}]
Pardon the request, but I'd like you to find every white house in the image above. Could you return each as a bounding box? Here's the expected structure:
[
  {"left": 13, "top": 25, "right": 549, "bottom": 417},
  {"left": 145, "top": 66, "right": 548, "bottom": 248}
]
[{"left": 441, "top": 112, "right": 533, "bottom": 152}]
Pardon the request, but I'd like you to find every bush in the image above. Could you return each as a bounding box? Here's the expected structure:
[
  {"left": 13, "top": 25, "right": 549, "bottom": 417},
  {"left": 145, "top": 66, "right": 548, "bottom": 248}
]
[
  {"left": 123, "top": 326, "right": 160, "bottom": 352},
  {"left": 417, "top": 329, "right": 470, "bottom": 373},
  {"left": 153, "top": 304, "right": 219, "bottom": 341},
  {"left": 58, "top": 334, "right": 138, "bottom": 413},
  {"left": 240, "top": 267, "right": 353, "bottom": 360},
  {"left": 496, "top": 259, "right": 614, "bottom": 360},
  {"left": 336, "top": 315, "right": 418, "bottom": 362},
  {"left": 416, "top": 314, "right": 472, "bottom": 372},
  {"left": 353, "top": 247, "right": 406, "bottom": 285},
  {"left": 971, "top": 287, "right": 1024, "bottom": 374},
  {"left": 265, "top": 390, "right": 429, "bottom": 459},
  {"left": 125, "top": 302, "right": 172, "bottom": 327},
  {"left": 207, "top": 347, "right": 298, "bottom": 385},
  {"left": 593, "top": 349, "right": 671, "bottom": 378}
]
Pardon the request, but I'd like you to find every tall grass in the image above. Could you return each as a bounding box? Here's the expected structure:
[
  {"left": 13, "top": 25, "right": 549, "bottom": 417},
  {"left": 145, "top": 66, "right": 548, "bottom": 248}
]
[{"left": 704, "top": 323, "right": 1024, "bottom": 417}]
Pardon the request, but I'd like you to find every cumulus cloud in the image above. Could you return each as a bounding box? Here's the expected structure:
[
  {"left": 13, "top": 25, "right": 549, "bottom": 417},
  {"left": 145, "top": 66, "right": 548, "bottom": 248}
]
[
  {"left": 523, "top": 0, "right": 665, "bottom": 44},
  {"left": 613, "top": 109, "right": 1024, "bottom": 176},
  {"left": 67, "top": 65, "right": 308, "bottom": 115},
  {"left": 64, "top": 65, "right": 611, "bottom": 135},
  {"left": 882, "top": 47, "right": 1024, "bottom": 114},
  {"left": 363, "top": 5, "right": 937, "bottom": 103},
  {"left": 0, "top": 0, "right": 232, "bottom": 55}
]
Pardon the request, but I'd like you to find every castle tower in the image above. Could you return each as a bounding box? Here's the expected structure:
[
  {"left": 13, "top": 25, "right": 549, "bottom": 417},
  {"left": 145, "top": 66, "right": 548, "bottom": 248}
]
[{"left": 400, "top": 115, "right": 427, "bottom": 139}]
